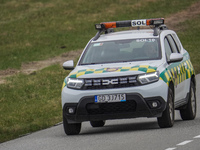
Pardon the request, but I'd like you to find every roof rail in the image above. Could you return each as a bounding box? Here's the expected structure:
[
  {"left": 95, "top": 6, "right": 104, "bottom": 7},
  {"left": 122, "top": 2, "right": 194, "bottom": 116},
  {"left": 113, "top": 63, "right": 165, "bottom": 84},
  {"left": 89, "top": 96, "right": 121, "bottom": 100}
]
[
  {"left": 105, "top": 28, "right": 114, "bottom": 34},
  {"left": 159, "top": 24, "right": 168, "bottom": 30},
  {"left": 153, "top": 24, "right": 168, "bottom": 36},
  {"left": 93, "top": 30, "right": 103, "bottom": 41}
]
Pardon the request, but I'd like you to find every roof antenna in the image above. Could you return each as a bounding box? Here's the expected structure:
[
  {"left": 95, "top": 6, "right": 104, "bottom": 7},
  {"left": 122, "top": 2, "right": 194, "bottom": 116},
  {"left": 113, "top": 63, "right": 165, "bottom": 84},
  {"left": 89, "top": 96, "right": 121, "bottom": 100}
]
[{"left": 137, "top": 0, "right": 140, "bottom": 30}]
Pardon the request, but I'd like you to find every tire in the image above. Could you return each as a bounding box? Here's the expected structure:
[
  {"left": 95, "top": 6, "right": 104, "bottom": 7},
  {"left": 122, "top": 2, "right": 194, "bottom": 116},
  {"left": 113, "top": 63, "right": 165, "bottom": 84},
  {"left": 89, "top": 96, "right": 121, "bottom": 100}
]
[
  {"left": 180, "top": 81, "right": 196, "bottom": 120},
  {"left": 90, "top": 120, "right": 105, "bottom": 127},
  {"left": 63, "top": 115, "right": 81, "bottom": 135},
  {"left": 157, "top": 87, "right": 174, "bottom": 128}
]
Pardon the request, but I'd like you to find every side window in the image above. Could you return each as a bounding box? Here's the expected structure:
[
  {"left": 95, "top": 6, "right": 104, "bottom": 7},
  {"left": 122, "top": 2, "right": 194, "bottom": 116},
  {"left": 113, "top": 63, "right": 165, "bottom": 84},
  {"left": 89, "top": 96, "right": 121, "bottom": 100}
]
[
  {"left": 172, "top": 33, "right": 181, "bottom": 52},
  {"left": 164, "top": 37, "right": 172, "bottom": 61},
  {"left": 167, "top": 35, "right": 179, "bottom": 53}
]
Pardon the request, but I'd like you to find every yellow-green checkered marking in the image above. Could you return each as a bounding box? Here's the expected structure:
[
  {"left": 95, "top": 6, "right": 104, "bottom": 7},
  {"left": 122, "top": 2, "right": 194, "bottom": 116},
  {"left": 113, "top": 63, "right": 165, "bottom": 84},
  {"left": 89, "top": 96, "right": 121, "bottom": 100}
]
[
  {"left": 61, "top": 79, "right": 67, "bottom": 91},
  {"left": 69, "top": 65, "right": 157, "bottom": 78},
  {"left": 160, "top": 58, "right": 195, "bottom": 86}
]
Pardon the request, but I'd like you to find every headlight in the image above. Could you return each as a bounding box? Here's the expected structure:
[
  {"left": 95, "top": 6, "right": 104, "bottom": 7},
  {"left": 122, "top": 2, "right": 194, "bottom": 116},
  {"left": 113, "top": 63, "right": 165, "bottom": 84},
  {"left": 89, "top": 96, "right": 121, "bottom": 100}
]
[
  {"left": 67, "top": 78, "right": 84, "bottom": 89},
  {"left": 138, "top": 71, "right": 159, "bottom": 84}
]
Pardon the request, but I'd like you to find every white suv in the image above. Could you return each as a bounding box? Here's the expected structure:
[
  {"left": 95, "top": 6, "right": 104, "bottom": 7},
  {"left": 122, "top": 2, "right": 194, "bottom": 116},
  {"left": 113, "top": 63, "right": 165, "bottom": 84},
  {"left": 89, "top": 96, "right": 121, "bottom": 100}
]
[{"left": 61, "top": 18, "right": 196, "bottom": 135}]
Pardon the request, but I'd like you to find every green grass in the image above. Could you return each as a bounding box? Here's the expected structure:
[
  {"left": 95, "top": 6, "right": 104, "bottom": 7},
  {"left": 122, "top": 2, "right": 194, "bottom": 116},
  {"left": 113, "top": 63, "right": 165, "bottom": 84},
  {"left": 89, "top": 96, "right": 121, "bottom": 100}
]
[
  {"left": 0, "top": 0, "right": 198, "bottom": 69},
  {"left": 177, "top": 16, "right": 200, "bottom": 73},
  {"left": 1, "top": 0, "right": 200, "bottom": 143},
  {"left": 0, "top": 65, "right": 68, "bottom": 142}
]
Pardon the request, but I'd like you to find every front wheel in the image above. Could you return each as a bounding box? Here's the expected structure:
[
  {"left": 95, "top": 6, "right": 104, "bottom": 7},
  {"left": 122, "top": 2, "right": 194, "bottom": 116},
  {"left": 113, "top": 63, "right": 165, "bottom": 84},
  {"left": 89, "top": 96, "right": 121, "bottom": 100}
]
[
  {"left": 157, "top": 87, "right": 174, "bottom": 128},
  {"left": 180, "top": 81, "right": 196, "bottom": 120},
  {"left": 63, "top": 115, "right": 81, "bottom": 135}
]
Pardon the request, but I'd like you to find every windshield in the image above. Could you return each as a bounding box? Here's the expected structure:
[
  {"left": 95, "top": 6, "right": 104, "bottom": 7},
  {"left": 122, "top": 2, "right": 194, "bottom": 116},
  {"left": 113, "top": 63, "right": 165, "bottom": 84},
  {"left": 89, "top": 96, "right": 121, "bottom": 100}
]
[{"left": 79, "top": 38, "right": 161, "bottom": 65}]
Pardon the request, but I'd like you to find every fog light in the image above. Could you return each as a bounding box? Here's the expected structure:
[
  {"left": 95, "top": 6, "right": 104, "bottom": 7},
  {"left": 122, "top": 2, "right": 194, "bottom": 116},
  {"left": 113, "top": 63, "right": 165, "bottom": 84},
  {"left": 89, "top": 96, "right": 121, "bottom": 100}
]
[
  {"left": 146, "top": 100, "right": 161, "bottom": 109},
  {"left": 152, "top": 102, "right": 158, "bottom": 108},
  {"left": 68, "top": 107, "right": 75, "bottom": 114}
]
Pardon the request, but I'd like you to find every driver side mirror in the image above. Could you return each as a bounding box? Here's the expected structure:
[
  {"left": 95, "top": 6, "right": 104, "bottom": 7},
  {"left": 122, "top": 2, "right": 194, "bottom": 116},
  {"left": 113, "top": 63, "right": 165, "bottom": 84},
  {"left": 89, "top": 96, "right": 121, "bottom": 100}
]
[
  {"left": 63, "top": 60, "right": 74, "bottom": 70},
  {"left": 168, "top": 53, "right": 183, "bottom": 63}
]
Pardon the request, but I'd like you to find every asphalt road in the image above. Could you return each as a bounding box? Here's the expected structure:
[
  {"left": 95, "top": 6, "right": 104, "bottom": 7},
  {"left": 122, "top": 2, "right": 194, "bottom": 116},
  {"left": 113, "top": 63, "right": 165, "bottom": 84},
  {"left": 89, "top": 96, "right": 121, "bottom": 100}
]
[{"left": 1, "top": 75, "right": 200, "bottom": 150}]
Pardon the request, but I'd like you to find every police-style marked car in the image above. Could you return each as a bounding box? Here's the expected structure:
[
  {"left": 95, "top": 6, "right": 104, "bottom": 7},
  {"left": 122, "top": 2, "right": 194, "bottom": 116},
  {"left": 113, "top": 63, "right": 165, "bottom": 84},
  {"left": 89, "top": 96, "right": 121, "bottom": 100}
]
[{"left": 61, "top": 18, "right": 196, "bottom": 135}]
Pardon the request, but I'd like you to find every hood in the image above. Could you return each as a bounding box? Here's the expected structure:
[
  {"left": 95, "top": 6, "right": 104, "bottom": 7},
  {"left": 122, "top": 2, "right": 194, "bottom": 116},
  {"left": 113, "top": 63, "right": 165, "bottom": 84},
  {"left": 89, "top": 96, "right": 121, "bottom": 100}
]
[{"left": 68, "top": 60, "right": 163, "bottom": 78}]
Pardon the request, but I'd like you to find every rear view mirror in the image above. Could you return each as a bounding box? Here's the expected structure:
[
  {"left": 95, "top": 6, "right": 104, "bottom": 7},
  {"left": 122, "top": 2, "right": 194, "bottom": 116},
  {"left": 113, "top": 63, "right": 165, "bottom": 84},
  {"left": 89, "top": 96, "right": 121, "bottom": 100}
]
[
  {"left": 63, "top": 60, "right": 74, "bottom": 70},
  {"left": 168, "top": 53, "right": 183, "bottom": 63}
]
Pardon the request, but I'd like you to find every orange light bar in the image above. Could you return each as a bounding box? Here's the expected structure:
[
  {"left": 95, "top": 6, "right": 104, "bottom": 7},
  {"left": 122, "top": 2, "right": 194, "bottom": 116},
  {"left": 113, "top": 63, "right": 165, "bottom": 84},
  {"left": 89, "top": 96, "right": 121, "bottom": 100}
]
[
  {"left": 146, "top": 19, "right": 151, "bottom": 26},
  {"left": 147, "top": 18, "right": 164, "bottom": 26},
  {"left": 95, "top": 18, "right": 164, "bottom": 30},
  {"left": 101, "top": 22, "right": 116, "bottom": 29}
]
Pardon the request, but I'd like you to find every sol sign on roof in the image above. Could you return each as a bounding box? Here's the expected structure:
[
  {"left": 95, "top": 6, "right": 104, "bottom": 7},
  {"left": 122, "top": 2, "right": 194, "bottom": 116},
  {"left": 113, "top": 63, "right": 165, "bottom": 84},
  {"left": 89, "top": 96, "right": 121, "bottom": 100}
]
[{"left": 132, "top": 19, "right": 147, "bottom": 26}]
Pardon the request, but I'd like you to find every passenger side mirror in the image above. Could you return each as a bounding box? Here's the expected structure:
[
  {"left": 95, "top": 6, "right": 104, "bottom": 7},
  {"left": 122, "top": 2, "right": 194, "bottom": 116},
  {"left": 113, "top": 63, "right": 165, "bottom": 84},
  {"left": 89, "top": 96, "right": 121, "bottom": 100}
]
[
  {"left": 168, "top": 53, "right": 183, "bottom": 63},
  {"left": 63, "top": 60, "right": 74, "bottom": 70}
]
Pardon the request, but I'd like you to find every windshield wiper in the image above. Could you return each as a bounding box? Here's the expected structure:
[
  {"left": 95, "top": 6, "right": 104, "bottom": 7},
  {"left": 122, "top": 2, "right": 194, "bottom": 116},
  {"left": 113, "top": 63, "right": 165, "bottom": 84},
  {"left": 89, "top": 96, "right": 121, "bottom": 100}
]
[{"left": 80, "top": 63, "right": 98, "bottom": 65}]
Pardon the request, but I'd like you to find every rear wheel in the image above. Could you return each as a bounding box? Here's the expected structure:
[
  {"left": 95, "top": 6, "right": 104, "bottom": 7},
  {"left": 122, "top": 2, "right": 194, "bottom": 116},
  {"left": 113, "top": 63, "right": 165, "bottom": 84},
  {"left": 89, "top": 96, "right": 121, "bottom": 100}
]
[
  {"left": 90, "top": 120, "right": 105, "bottom": 127},
  {"left": 157, "top": 87, "right": 174, "bottom": 128},
  {"left": 63, "top": 115, "right": 81, "bottom": 135},
  {"left": 180, "top": 81, "right": 196, "bottom": 120}
]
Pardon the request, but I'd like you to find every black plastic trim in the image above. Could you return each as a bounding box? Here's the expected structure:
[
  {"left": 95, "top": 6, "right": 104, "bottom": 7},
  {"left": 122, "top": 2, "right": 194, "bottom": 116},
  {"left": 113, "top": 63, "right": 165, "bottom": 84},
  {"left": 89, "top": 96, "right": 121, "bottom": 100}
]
[{"left": 63, "top": 93, "right": 166, "bottom": 123}]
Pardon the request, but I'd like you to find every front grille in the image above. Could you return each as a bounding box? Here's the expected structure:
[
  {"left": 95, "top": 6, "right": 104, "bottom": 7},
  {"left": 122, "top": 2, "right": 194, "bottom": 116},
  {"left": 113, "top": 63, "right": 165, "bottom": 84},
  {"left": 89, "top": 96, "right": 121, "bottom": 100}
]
[
  {"left": 86, "top": 100, "right": 137, "bottom": 115},
  {"left": 82, "top": 75, "right": 139, "bottom": 90}
]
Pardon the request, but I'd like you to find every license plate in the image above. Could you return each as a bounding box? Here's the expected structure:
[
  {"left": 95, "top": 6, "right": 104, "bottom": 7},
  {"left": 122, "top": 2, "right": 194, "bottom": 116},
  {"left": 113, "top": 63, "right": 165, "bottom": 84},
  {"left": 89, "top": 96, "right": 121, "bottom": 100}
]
[{"left": 95, "top": 94, "right": 126, "bottom": 103}]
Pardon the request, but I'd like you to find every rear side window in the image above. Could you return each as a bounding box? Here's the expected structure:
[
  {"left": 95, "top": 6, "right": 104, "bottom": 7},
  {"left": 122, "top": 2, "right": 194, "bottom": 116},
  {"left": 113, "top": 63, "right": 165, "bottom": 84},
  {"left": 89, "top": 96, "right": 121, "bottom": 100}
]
[
  {"left": 172, "top": 33, "right": 181, "bottom": 52},
  {"left": 164, "top": 38, "right": 172, "bottom": 61},
  {"left": 167, "top": 35, "right": 179, "bottom": 53}
]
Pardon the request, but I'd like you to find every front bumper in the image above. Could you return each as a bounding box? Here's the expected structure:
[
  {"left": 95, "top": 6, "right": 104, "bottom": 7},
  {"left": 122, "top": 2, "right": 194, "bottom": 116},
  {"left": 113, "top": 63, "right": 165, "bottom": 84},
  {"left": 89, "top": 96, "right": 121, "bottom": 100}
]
[
  {"left": 62, "top": 80, "right": 168, "bottom": 123},
  {"left": 63, "top": 93, "right": 167, "bottom": 123}
]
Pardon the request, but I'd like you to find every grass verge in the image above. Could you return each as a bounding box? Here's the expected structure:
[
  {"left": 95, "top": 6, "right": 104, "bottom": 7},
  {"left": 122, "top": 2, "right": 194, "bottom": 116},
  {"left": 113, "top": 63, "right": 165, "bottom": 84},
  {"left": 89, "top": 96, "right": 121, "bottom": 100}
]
[{"left": 0, "top": 65, "right": 68, "bottom": 142}]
